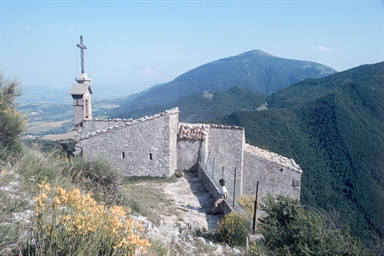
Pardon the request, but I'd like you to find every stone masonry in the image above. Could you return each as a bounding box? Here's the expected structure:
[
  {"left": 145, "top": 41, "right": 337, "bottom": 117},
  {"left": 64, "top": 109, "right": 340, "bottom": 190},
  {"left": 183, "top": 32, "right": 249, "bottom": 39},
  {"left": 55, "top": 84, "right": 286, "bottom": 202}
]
[
  {"left": 76, "top": 109, "right": 179, "bottom": 177},
  {"left": 74, "top": 108, "right": 302, "bottom": 201}
]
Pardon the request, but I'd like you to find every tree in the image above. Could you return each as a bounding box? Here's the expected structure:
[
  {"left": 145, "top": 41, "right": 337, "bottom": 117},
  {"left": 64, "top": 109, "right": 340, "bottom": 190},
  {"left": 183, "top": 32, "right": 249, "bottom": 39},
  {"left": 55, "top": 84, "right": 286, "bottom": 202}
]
[{"left": 0, "top": 73, "right": 25, "bottom": 153}]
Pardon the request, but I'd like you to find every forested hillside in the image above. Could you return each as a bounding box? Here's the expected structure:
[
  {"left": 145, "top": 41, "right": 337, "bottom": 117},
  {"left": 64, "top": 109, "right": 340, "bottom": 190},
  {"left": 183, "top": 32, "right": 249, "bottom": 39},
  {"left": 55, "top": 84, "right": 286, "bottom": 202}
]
[
  {"left": 213, "top": 62, "right": 384, "bottom": 242},
  {"left": 111, "top": 86, "right": 266, "bottom": 122}
]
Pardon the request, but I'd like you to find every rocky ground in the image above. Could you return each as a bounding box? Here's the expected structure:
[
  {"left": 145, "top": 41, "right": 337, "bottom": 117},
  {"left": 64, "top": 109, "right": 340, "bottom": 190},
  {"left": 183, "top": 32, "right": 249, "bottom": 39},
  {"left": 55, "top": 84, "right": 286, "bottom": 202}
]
[
  {"left": 133, "top": 171, "right": 244, "bottom": 255},
  {"left": 161, "top": 171, "right": 222, "bottom": 230}
]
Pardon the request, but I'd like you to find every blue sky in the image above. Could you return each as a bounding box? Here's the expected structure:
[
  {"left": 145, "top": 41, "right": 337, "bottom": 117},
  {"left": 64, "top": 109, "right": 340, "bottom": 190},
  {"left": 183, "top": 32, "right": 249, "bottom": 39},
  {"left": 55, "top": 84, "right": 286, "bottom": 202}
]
[{"left": 1, "top": 0, "right": 383, "bottom": 92}]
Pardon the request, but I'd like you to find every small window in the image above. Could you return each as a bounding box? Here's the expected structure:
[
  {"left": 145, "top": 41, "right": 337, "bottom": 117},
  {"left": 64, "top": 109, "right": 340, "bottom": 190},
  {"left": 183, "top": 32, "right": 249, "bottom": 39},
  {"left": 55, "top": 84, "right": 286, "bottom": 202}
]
[
  {"left": 149, "top": 153, "right": 153, "bottom": 160},
  {"left": 122, "top": 152, "right": 125, "bottom": 159},
  {"left": 280, "top": 168, "right": 283, "bottom": 172},
  {"left": 292, "top": 180, "right": 300, "bottom": 186}
]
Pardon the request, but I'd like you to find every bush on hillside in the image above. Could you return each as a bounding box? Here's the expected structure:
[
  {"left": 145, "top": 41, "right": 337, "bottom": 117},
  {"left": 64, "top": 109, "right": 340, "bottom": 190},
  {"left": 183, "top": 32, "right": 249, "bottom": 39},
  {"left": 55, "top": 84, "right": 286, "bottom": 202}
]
[
  {"left": 0, "top": 73, "right": 25, "bottom": 154},
  {"left": 237, "top": 194, "right": 258, "bottom": 219},
  {"left": 258, "top": 195, "right": 374, "bottom": 256},
  {"left": 13, "top": 145, "right": 122, "bottom": 206},
  {"left": 24, "top": 180, "right": 149, "bottom": 255},
  {"left": 217, "top": 211, "right": 250, "bottom": 246},
  {"left": 68, "top": 158, "right": 123, "bottom": 205}
]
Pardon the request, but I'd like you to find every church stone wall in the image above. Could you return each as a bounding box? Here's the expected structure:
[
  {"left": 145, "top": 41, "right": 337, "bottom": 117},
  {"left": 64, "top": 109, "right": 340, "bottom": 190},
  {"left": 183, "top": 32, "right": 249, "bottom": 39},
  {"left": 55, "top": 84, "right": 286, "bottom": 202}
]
[
  {"left": 169, "top": 111, "right": 178, "bottom": 174},
  {"left": 76, "top": 109, "right": 179, "bottom": 177},
  {"left": 176, "top": 123, "right": 208, "bottom": 172},
  {"left": 243, "top": 144, "right": 302, "bottom": 204},
  {"left": 207, "top": 125, "right": 245, "bottom": 196},
  {"left": 177, "top": 140, "right": 202, "bottom": 171}
]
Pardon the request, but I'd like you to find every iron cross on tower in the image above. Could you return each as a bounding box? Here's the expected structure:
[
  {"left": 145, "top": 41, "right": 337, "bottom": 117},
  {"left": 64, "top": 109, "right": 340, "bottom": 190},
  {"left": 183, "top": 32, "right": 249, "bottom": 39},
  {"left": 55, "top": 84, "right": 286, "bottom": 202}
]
[{"left": 77, "top": 35, "right": 87, "bottom": 74}]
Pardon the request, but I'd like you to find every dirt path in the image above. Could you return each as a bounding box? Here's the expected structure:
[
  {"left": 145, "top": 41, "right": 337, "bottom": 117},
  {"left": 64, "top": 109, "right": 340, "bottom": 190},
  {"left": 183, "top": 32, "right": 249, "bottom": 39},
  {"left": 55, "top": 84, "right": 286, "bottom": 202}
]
[{"left": 161, "top": 171, "right": 223, "bottom": 230}]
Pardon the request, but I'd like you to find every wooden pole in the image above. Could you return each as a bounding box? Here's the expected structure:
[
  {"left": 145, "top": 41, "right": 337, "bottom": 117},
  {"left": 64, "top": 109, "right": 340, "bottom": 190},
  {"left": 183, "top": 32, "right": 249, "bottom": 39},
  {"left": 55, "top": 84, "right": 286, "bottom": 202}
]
[
  {"left": 233, "top": 167, "right": 236, "bottom": 207},
  {"left": 252, "top": 181, "right": 259, "bottom": 234}
]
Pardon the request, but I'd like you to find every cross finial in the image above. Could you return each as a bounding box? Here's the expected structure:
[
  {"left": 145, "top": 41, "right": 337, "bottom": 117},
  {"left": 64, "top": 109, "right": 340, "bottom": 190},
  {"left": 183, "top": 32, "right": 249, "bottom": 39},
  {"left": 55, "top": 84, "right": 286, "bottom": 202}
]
[{"left": 77, "top": 35, "right": 87, "bottom": 74}]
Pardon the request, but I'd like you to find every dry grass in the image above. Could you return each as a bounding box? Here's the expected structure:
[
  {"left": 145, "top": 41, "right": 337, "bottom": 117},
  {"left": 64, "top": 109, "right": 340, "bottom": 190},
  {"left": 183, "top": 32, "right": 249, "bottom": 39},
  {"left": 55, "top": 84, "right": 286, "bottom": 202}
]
[
  {"left": 40, "top": 132, "right": 74, "bottom": 140},
  {"left": 26, "top": 120, "right": 70, "bottom": 134},
  {"left": 122, "top": 181, "right": 180, "bottom": 223}
]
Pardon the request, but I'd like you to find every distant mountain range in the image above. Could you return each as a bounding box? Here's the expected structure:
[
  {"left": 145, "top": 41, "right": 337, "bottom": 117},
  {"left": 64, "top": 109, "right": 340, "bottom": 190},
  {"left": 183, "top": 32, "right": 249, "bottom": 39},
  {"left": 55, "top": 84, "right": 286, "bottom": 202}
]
[
  {"left": 19, "top": 49, "right": 337, "bottom": 124},
  {"left": 115, "top": 50, "right": 336, "bottom": 112},
  {"left": 111, "top": 86, "right": 266, "bottom": 123},
  {"left": 17, "top": 82, "right": 139, "bottom": 104},
  {"left": 213, "top": 62, "right": 384, "bottom": 242}
]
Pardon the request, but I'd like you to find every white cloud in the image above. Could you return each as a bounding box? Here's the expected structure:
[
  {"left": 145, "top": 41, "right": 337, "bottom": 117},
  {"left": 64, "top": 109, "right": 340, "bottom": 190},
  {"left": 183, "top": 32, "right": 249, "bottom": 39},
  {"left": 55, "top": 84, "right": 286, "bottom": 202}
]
[
  {"left": 139, "top": 69, "right": 157, "bottom": 76},
  {"left": 318, "top": 46, "right": 334, "bottom": 53}
]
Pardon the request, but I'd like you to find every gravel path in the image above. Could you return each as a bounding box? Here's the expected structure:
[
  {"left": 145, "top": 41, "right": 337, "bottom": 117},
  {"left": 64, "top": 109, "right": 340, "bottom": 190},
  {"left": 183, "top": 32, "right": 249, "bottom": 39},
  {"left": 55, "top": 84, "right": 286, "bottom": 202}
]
[
  {"left": 161, "top": 171, "right": 223, "bottom": 230},
  {"left": 131, "top": 172, "right": 242, "bottom": 255}
]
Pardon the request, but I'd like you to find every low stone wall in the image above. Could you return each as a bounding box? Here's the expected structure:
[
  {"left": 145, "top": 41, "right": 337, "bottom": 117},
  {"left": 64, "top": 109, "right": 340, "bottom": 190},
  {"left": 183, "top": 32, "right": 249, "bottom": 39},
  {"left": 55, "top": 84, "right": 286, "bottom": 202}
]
[
  {"left": 197, "top": 162, "right": 232, "bottom": 214},
  {"left": 197, "top": 162, "right": 254, "bottom": 229}
]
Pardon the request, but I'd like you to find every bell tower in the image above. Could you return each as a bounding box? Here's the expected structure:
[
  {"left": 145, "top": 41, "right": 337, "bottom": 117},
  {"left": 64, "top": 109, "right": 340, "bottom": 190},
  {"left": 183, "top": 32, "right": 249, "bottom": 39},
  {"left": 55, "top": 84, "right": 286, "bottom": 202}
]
[{"left": 68, "top": 35, "right": 93, "bottom": 130}]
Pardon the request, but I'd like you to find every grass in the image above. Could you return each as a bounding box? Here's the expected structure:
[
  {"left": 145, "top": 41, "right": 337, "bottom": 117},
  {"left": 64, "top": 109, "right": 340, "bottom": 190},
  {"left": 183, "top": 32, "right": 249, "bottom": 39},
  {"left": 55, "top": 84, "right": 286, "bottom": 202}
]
[
  {"left": 123, "top": 174, "right": 179, "bottom": 184},
  {"left": 0, "top": 168, "right": 33, "bottom": 255},
  {"left": 122, "top": 177, "right": 181, "bottom": 223}
]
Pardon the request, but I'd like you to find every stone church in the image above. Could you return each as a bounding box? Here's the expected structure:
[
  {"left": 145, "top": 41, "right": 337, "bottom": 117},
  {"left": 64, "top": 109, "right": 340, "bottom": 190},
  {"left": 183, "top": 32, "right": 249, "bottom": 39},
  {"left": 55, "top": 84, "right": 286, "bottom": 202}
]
[{"left": 68, "top": 36, "right": 302, "bottom": 201}]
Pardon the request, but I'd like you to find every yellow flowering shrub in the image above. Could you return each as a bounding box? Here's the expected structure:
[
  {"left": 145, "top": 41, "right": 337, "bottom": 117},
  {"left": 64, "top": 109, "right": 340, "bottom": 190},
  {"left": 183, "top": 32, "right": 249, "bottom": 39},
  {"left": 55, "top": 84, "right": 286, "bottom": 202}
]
[
  {"left": 236, "top": 194, "right": 258, "bottom": 219},
  {"left": 246, "top": 240, "right": 265, "bottom": 256},
  {"left": 217, "top": 211, "right": 250, "bottom": 246},
  {"left": 30, "top": 180, "right": 150, "bottom": 255}
]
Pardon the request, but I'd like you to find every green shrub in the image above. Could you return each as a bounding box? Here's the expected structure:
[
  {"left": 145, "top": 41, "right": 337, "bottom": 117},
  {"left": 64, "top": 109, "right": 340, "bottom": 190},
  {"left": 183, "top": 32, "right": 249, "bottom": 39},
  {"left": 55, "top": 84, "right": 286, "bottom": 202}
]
[
  {"left": 0, "top": 73, "right": 25, "bottom": 155},
  {"left": 217, "top": 211, "right": 250, "bottom": 246},
  {"left": 13, "top": 146, "right": 123, "bottom": 206},
  {"left": 258, "top": 195, "right": 374, "bottom": 256},
  {"left": 68, "top": 158, "right": 123, "bottom": 205}
]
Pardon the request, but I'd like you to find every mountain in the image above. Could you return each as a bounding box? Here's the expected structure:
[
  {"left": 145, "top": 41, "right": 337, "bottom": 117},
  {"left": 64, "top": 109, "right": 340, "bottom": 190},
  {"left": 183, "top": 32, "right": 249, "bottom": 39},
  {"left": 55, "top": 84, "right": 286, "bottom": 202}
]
[
  {"left": 111, "top": 86, "right": 266, "bottom": 123},
  {"left": 117, "top": 50, "right": 336, "bottom": 111},
  {"left": 17, "top": 84, "right": 70, "bottom": 103},
  {"left": 17, "top": 82, "right": 138, "bottom": 104},
  {"left": 211, "top": 62, "right": 384, "bottom": 242}
]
